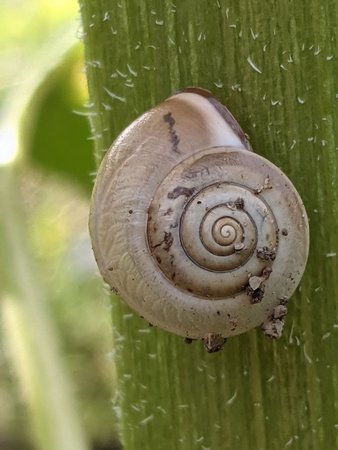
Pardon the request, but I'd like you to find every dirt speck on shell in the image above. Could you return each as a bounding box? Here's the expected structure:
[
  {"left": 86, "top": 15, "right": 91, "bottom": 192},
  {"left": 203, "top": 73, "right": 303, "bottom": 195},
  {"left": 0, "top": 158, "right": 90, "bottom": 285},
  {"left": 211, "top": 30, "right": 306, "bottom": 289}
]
[
  {"left": 246, "top": 267, "right": 272, "bottom": 303},
  {"left": 262, "top": 319, "right": 284, "bottom": 338},
  {"left": 255, "top": 176, "right": 272, "bottom": 194},
  {"left": 262, "top": 300, "right": 288, "bottom": 339},
  {"left": 256, "top": 246, "right": 277, "bottom": 261},
  {"left": 247, "top": 286, "right": 265, "bottom": 303},
  {"left": 203, "top": 333, "right": 226, "bottom": 353},
  {"left": 281, "top": 228, "right": 288, "bottom": 236},
  {"left": 235, "top": 197, "right": 245, "bottom": 209}
]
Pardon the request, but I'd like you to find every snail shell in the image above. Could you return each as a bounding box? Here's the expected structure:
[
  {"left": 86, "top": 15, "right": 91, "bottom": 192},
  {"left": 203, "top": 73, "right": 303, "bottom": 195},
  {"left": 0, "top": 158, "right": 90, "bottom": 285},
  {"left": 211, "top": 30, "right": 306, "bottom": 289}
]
[{"left": 89, "top": 88, "right": 309, "bottom": 348}]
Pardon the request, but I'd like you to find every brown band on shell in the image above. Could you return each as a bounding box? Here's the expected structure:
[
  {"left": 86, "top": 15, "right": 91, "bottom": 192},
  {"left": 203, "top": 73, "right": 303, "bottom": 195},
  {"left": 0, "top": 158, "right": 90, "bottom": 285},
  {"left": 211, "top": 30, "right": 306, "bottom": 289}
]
[{"left": 174, "top": 87, "right": 252, "bottom": 151}]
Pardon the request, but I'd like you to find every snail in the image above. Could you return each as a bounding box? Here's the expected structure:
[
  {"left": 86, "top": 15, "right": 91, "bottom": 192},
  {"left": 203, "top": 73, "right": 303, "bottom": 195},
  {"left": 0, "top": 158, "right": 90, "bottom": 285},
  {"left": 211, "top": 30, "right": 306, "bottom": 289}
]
[{"left": 89, "top": 87, "right": 309, "bottom": 353}]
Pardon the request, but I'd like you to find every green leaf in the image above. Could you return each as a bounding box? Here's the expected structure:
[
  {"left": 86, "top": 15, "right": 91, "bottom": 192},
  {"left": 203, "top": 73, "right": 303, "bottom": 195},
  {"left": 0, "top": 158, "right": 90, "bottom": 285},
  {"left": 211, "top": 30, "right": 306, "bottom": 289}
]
[
  {"left": 80, "top": 1, "right": 338, "bottom": 449},
  {"left": 21, "top": 46, "right": 95, "bottom": 194}
]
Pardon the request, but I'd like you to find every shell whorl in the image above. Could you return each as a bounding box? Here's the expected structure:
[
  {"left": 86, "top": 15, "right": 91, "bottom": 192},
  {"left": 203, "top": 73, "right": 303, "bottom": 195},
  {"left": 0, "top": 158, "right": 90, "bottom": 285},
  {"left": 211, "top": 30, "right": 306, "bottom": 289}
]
[{"left": 89, "top": 88, "right": 309, "bottom": 341}]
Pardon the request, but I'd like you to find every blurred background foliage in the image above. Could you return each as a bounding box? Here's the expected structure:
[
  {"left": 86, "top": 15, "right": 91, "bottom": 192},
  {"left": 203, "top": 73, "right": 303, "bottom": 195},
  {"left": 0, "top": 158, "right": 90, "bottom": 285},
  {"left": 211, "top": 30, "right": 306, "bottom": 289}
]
[
  {"left": 0, "top": 1, "right": 120, "bottom": 449},
  {"left": 22, "top": 47, "right": 94, "bottom": 193}
]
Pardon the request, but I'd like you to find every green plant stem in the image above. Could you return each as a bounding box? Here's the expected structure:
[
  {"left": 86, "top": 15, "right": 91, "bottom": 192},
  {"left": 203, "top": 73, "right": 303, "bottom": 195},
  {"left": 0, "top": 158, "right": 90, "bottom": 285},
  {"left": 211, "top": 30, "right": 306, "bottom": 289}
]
[
  {"left": 80, "top": 1, "right": 338, "bottom": 449},
  {"left": 0, "top": 166, "right": 90, "bottom": 450}
]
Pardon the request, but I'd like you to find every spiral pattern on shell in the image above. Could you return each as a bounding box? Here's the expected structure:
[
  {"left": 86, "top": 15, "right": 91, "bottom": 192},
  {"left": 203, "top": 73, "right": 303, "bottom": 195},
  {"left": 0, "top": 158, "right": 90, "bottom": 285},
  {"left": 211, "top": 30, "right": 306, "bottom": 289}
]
[{"left": 89, "top": 88, "right": 309, "bottom": 342}]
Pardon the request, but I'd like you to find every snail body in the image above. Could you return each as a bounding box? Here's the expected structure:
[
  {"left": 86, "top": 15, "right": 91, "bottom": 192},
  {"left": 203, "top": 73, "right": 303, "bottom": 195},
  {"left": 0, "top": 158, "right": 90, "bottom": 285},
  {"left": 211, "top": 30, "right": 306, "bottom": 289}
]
[{"left": 89, "top": 88, "right": 309, "bottom": 351}]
